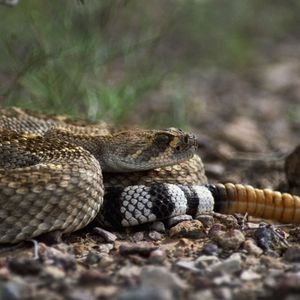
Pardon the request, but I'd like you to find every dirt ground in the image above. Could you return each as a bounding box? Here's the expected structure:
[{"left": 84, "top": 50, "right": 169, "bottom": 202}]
[{"left": 1, "top": 43, "right": 300, "bottom": 300}]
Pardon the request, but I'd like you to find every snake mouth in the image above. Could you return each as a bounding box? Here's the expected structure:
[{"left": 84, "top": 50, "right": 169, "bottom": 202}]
[{"left": 101, "top": 145, "right": 197, "bottom": 173}]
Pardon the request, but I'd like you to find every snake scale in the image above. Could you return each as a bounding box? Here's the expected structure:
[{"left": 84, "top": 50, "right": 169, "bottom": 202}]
[{"left": 0, "top": 107, "right": 300, "bottom": 244}]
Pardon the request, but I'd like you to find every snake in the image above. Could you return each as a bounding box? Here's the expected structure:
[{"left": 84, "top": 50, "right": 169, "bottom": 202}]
[{"left": 0, "top": 107, "right": 300, "bottom": 244}]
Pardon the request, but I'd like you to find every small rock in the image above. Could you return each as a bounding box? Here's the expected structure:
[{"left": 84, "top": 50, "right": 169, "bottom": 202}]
[
  {"left": 131, "top": 232, "right": 145, "bottom": 242},
  {"left": 44, "top": 266, "right": 65, "bottom": 279},
  {"left": 283, "top": 246, "right": 300, "bottom": 262},
  {"left": 240, "top": 270, "right": 262, "bottom": 281},
  {"left": 189, "top": 289, "right": 216, "bottom": 300},
  {"left": 67, "top": 289, "right": 95, "bottom": 300},
  {"left": 119, "top": 242, "right": 158, "bottom": 257},
  {"left": 211, "top": 229, "right": 245, "bottom": 251},
  {"left": 243, "top": 239, "right": 263, "bottom": 256},
  {"left": 97, "top": 243, "right": 114, "bottom": 254},
  {"left": 40, "top": 245, "right": 76, "bottom": 271},
  {"left": 276, "top": 273, "right": 300, "bottom": 296},
  {"left": 140, "top": 266, "right": 187, "bottom": 295},
  {"left": 79, "top": 270, "right": 110, "bottom": 285},
  {"left": 213, "top": 274, "right": 232, "bottom": 285},
  {"left": 208, "top": 223, "right": 226, "bottom": 236},
  {"left": 175, "top": 260, "right": 199, "bottom": 273},
  {"left": 85, "top": 250, "right": 102, "bottom": 265},
  {"left": 254, "top": 223, "right": 288, "bottom": 251},
  {"left": 167, "top": 215, "right": 193, "bottom": 227},
  {"left": 208, "top": 253, "right": 242, "bottom": 276},
  {"left": 118, "top": 265, "right": 141, "bottom": 278},
  {"left": 148, "top": 249, "right": 166, "bottom": 265},
  {"left": 169, "top": 220, "right": 206, "bottom": 239},
  {"left": 0, "top": 281, "right": 28, "bottom": 300},
  {"left": 150, "top": 221, "right": 166, "bottom": 233},
  {"left": 201, "top": 243, "right": 221, "bottom": 256},
  {"left": 196, "top": 215, "right": 214, "bottom": 227},
  {"left": 211, "top": 215, "right": 239, "bottom": 228},
  {"left": 118, "top": 287, "right": 172, "bottom": 300},
  {"left": 260, "top": 255, "right": 287, "bottom": 270},
  {"left": 97, "top": 255, "right": 114, "bottom": 268},
  {"left": 148, "top": 231, "right": 162, "bottom": 241},
  {"left": 195, "top": 255, "right": 220, "bottom": 269},
  {"left": 214, "top": 287, "right": 233, "bottom": 300},
  {"left": 8, "top": 258, "right": 42, "bottom": 276},
  {"left": 93, "top": 227, "right": 117, "bottom": 242}
]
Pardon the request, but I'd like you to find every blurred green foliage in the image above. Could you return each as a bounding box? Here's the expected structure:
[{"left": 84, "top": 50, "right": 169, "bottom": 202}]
[{"left": 1, "top": 0, "right": 300, "bottom": 126}]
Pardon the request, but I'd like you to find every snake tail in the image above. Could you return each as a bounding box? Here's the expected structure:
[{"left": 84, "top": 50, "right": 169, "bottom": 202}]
[
  {"left": 98, "top": 184, "right": 214, "bottom": 227},
  {"left": 208, "top": 183, "right": 300, "bottom": 224},
  {"left": 99, "top": 183, "right": 300, "bottom": 227}
]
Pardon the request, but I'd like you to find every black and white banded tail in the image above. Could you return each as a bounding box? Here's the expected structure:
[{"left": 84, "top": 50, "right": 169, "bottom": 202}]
[{"left": 97, "top": 183, "right": 300, "bottom": 227}]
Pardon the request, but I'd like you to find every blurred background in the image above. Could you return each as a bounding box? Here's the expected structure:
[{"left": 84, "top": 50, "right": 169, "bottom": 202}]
[{"left": 1, "top": 0, "right": 300, "bottom": 158}]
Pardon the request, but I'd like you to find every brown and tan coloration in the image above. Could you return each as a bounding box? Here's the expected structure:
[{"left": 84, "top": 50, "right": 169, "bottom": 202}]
[
  {"left": 0, "top": 107, "right": 300, "bottom": 243},
  {"left": 0, "top": 108, "right": 200, "bottom": 243}
]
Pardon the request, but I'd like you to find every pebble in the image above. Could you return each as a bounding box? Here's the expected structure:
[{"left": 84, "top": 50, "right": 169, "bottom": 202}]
[
  {"left": 97, "top": 255, "right": 115, "bottom": 268},
  {"left": 148, "top": 249, "right": 166, "bottom": 265},
  {"left": 0, "top": 281, "right": 28, "bottom": 300},
  {"left": 210, "top": 229, "right": 245, "bottom": 251},
  {"left": 79, "top": 270, "right": 110, "bottom": 285},
  {"left": 118, "top": 265, "right": 141, "bottom": 278},
  {"left": 189, "top": 289, "right": 216, "bottom": 300},
  {"left": 93, "top": 227, "right": 117, "bottom": 242},
  {"left": 67, "top": 289, "right": 95, "bottom": 300},
  {"left": 260, "top": 255, "right": 287, "bottom": 270},
  {"left": 150, "top": 221, "right": 166, "bottom": 233},
  {"left": 243, "top": 239, "right": 263, "bottom": 256},
  {"left": 97, "top": 243, "right": 114, "bottom": 254},
  {"left": 201, "top": 243, "right": 221, "bottom": 256},
  {"left": 118, "top": 287, "right": 172, "bottom": 300},
  {"left": 148, "top": 231, "right": 162, "bottom": 241},
  {"left": 208, "top": 253, "right": 242, "bottom": 276},
  {"left": 119, "top": 242, "right": 158, "bottom": 257},
  {"left": 195, "top": 255, "right": 220, "bottom": 269},
  {"left": 85, "top": 250, "right": 102, "bottom": 265},
  {"left": 254, "top": 224, "right": 288, "bottom": 251},
  {"left": 175, "top": 260, "right": 199, "bottom": 273},
  {"left": 167, "top": 215, "right": 193, "bottom": 227},
  {"left": 41, "top": 245, "right": 76, "bottom": 271},
  {"left": 44, "top": 266, "right": 65, "bottom": 279},
  {"left": 140, "top": 266, "right": 188, "bottom": 295},
  {"left": 169, "top": 220, "right": 206, "bottom": 239},
  {"left": 240, "top": 270, "right": 262, "bottom": 281},
  {"left": 196, "top": 215, "right": 214, "bottom": 228},
  {"left": 214, "top": 287, "right": 233, "bottom": 300},
  {"left": 283, "top": 246, "right": 300, "bottom": 262},
  {"left": 8, "top": 258, "right": 42, "bottom": 276},
  {"left": 131, "top": 232, "right": 145, "bottom": 242}
]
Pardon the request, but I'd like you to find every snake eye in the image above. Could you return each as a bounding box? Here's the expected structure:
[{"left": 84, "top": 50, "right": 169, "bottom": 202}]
[
  {"left": 183, "top": 135, "right": 189, "bottom": 144},
  {"left": 155, "top": 133, "right": 171, "bottom": 144}
]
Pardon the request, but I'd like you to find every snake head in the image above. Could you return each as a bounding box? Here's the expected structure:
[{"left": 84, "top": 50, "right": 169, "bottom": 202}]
[{"left": 101, "top": 128, "right": 198, "bottom": 172}]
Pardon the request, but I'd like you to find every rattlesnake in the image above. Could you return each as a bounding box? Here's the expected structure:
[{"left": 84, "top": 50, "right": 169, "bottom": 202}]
[{"left": 0, "top": 107, "right": 299, "bottom": 244}]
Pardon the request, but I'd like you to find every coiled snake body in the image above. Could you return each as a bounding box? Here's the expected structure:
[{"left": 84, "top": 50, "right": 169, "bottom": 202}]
[{"left": 0, "top": 107, "right": 300, "bottom": 244}]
